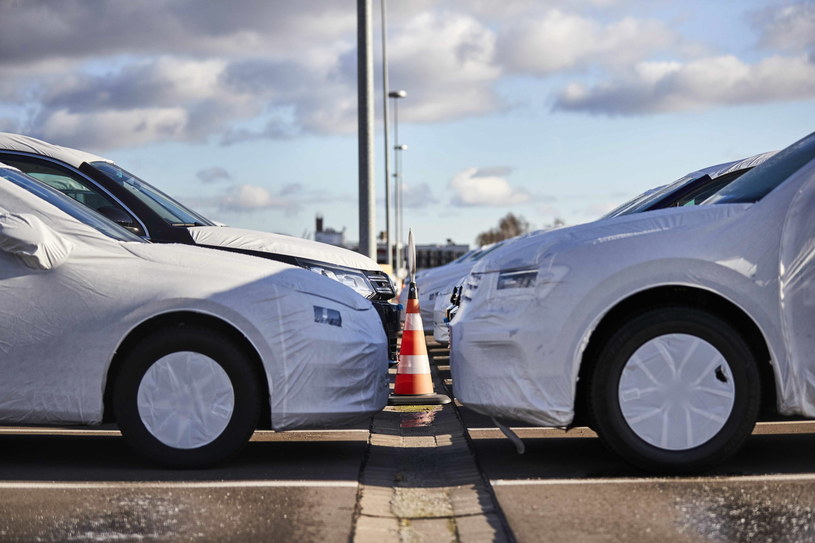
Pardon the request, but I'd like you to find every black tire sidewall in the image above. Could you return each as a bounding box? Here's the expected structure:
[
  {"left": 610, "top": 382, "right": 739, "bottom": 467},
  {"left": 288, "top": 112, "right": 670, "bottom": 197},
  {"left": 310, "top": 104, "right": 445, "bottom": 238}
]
[
  {"left": 590, "top": 306, "right": 760, "bottom": 473},
  {"left": 113, "top": 325, "right": 262, "bottom": 468}
]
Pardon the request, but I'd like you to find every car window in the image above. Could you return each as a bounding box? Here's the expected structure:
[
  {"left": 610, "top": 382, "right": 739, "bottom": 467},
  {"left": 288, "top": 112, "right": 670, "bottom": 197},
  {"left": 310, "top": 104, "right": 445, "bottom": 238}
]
[
  {"left": 705, "top": 132, "right": 815, "bottom": 204},
  {"left": 0, "top": 155, "right": 145, "bottom": 236},
  {"left": 671, "top": 170, "right": 746, "bottom": 207},
  {"left": 602, "top": 183, "right": 674, "bottom": 218},
  {"left": 89, "top": 162, "right": 214, "bottom": 227},
  {"left": 471, "top": 242, "right": 504, "bottom": 261},
  {"left": 0, "top": 167, "right": 144, "bottom": 243}
]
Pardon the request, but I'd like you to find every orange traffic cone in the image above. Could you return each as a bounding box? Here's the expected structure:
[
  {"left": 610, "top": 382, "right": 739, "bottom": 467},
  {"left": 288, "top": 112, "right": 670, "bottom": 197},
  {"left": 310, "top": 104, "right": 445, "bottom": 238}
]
[{"left": 389, "top": 281, "right": 451, "bottom": 406}]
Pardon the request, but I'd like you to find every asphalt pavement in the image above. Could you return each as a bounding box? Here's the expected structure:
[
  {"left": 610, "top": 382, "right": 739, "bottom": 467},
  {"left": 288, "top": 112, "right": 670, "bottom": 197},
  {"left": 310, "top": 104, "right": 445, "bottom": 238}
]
[{"left": 1, "top": 338, "right": 815, "bottom": 542}]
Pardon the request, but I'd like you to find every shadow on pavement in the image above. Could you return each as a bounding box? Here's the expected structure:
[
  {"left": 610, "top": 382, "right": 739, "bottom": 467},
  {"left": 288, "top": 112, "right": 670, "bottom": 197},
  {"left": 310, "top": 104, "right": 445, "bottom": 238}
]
[{"left": 0, "top": 432, "right": 369, "bottom": 482}]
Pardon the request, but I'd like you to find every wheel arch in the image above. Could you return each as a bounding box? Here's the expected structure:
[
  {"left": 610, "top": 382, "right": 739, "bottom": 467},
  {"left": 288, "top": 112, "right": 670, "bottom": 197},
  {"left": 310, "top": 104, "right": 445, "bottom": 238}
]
[
  {"left": 103, "top": 311, "right": 271, "bottom": 428},
  {"left": 574, "top": 285, "right": 776, "bottom": 426}
]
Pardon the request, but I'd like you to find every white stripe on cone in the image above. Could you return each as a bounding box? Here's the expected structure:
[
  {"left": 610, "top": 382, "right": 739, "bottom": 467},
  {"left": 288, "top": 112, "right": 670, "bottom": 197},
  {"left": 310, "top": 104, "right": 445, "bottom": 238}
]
[
  {"left": 404, "top": 312, "right": 423, "bottom": 331},
  {"left": 397, "top": 354, "right": 431, "bottom": 374}
]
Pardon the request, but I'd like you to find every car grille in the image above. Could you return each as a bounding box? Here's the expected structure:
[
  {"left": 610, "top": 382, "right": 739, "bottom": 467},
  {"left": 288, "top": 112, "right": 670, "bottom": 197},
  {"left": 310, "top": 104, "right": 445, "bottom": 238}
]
[
  {"left": 366, "top": 271, "right": 396, "bottom": 300},
  {"left": 460, "top": 272, "right": 482, "bottom": 308}
]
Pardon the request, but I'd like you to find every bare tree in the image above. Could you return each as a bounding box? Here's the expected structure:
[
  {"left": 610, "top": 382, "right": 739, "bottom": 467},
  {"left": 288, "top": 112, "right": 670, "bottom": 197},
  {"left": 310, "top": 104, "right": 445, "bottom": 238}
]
[{"left": 475, "top": 212, "right": 531, "bottom": 246}]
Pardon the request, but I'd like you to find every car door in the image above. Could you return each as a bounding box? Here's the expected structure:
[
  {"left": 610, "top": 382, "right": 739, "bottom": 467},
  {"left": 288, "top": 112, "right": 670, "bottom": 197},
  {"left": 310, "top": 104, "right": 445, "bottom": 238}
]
[
  {"left": 779, "top": 159, "right": 815, "bottom": 415},
  {"left": 0, "top": 201, "right": 124, "bottom": 426}
]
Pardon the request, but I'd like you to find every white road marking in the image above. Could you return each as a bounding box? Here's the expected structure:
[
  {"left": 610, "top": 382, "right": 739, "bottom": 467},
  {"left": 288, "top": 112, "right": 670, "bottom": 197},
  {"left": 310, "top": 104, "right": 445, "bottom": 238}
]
[
  {"left": 0, "top": 480, "right": 358, "bottom": 489},
  {"left": 491, "top": 473, "right": 815, "bottom": 486},
  {"left": 0, "top": 428, "right": 369, "bottom": 437}
]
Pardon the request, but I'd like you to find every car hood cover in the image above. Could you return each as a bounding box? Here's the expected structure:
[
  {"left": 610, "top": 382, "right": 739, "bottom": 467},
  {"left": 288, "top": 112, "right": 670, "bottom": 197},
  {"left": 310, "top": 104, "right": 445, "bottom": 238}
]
[
  {"left": 188, "top": 226, "right": 379, "bottom": 271},
  {"left": 472, "top": 204, "right": 752, "bottom": 275}
]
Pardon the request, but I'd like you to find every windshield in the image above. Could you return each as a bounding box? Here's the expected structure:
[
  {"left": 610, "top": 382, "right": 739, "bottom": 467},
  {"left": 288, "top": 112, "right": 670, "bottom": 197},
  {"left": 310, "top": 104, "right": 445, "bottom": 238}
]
[
  {"left": 450, "top": 248, "right": 478, "bottom": 264},
  {"left": 704, "top": 132, "right": 815, "bottom": 204},
  {"left": 90, "top": 161, "right": 215, "bottom": 227},
  {"left": 603, "top": 184, "right": 672, "bottom": 219},
  {"left": 1, "top": 167, "right": 144, "bottom": 242}
]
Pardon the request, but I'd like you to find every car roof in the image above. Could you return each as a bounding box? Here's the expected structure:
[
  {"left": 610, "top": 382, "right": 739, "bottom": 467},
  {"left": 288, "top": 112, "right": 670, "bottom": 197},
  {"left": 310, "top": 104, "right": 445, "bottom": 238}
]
[{"left": 0, "top": 132, "right": 111, "bottom": 168}]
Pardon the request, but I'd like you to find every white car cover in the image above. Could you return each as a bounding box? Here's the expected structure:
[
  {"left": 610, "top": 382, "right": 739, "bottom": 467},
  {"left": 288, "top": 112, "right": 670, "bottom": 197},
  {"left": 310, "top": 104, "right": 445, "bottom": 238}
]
[
  {"left": 188, "top": 225, "right": 378, "bottom": 271},
  {"left": 450, "top": 154, "right": 815, "bottom": 427},
  {"left": 0, "top": 212, "right": 72, "bottom": 270},
  {"left": 0, "top": 132, "right": 386, "bottom": 275},
  {"left": 0, "top": 172, "right": 388, "bottom": 430},
  {"left": 0, "top": 132, "right": 110, "bottom": 168},
  {"left": 779, "top": 162, "right": 815, "bottom": 415},
  {"left": 400, "top": 242, "right": 511, "bottom": 329}
]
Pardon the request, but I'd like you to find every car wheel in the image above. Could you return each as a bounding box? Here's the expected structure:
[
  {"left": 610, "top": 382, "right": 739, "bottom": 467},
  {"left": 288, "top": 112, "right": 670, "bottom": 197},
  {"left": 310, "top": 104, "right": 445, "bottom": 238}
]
[
  {"left": 588, "top": 306, "right": 760, "bottom": 473},
  {"left": 113, "top": 325, "right": 263, "bottom": 468}
]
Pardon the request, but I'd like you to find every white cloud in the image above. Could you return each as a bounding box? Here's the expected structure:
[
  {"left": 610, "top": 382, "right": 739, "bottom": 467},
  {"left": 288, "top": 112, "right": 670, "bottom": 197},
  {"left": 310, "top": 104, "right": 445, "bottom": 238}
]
[
  {"left": 449, "top": 167, "right": 532, "bottom": 207},
  {"left": 499, "top": 10, "right": 678, "bottom": 75},
  {"left": 755, "top": 1, "right": 815, "bottom": 52},
  {"left": 39, "top": 108, "right": 189, "bottom": 149},
  {"left": 3, "top": 0, "right": 811, "bottom": 149},
  {"left": 0, "top": 1, "right": 355, "bottom": 66},
  {"left": 0, "top": 3, "right": 508, "bottom": 148},
  {"left": 387, "top": 11, "right": 502, "bottom": 122},
  {"left": 450, "top": 0, "right": 624, "bottom": 20},
  {"left": 213, "top": 182, "right": 346, "bottom": 216},
  {"left": 218, "top": 184, "right": 290, "bottom": 212},
  {"left": 555, "top": 55, "right": 815, "bottom": 115}
]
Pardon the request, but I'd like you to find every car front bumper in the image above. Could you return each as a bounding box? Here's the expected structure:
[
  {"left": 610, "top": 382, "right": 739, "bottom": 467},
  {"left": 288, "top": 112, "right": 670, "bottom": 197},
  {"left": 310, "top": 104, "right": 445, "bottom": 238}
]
[{"left": 449, "top": 272, "right": 577, "bottom": 427}]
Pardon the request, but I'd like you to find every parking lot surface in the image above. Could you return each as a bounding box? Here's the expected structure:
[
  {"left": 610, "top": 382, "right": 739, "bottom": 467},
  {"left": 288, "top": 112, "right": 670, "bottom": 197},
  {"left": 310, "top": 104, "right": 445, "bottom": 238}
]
[{"left": 1, "top": 339, "right": 815, "bottom": 542}]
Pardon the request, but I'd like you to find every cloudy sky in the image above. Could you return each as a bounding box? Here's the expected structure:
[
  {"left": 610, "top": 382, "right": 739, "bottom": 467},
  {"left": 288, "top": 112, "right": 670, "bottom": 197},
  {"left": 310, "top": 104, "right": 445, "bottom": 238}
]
[{"left": 1, "top": 0, "right": 814, "bottom": 247}]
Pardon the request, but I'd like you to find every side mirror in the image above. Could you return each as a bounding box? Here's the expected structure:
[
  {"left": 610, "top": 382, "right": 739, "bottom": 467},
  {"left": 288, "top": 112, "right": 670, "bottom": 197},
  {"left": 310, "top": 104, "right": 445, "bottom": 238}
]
[
  {"left": 98, "top": 206, "right": 143, "bottom": 235},
  {"left": 0, "top": 212, "right": 72, "bottom": 270}
]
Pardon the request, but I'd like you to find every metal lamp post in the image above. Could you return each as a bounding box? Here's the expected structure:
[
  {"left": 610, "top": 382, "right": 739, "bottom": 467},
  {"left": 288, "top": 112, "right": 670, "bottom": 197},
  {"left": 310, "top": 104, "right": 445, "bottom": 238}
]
[
  {"left": 394, "top": 143, "right": 407, "bottom": 277},
  {"left": 380, "top": 0, "right": 392, "bottom": 269},
  {"left": 357, "top": 0, "right": 375, "bottom": 258},
  {"left": 389, "top": 89, "right": 406, "bottom": 276}
]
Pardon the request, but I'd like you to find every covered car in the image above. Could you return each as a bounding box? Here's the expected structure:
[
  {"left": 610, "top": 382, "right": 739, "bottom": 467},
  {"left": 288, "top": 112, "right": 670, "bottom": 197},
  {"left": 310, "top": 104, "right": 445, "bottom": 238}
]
[
  {"left": 435, "top": 152, "right": 774, "bottom": 346},
  {"left": 0, "top": 162, "right": 388, "bottom": 467},
  {"left": 450, "top": 131, "right": 815, "bottom": 472},
  {"left": 399, "top": 242, "right": 505, "bottom": 333},
  {"left": 0, "top": 133, "right": 400, "bottom": 359}
]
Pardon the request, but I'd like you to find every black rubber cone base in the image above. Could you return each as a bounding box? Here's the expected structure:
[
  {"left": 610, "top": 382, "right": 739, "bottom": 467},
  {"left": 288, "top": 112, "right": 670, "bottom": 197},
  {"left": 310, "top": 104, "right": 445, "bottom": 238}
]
[{"left": 388, "top": 393, "right": 451, "bottom": 406}]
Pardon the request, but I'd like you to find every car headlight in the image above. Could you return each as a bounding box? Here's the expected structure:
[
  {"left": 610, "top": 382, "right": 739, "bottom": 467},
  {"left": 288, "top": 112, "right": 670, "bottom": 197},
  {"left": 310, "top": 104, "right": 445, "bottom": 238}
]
[
  {"left": 300, "top": 262, "right": 377, "bottom": 299},
  {"left": 496, "top": 269, "right": 537, "bottom": 290}
]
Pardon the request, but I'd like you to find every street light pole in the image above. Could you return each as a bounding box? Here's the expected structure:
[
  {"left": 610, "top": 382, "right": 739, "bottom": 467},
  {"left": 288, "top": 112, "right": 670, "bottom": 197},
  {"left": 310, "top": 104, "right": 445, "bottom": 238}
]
[
  {"left": 380, "top": 0, "right": 392, "bottom": 269},
  {"left": 394, "top": 143, "right": 407, "bottom": 277},
  {"left": 389, "top": 89, "right": 406, "bottom": 276},
  {"left": 357, "top": 0, "right": 376, "bottom": 258}
]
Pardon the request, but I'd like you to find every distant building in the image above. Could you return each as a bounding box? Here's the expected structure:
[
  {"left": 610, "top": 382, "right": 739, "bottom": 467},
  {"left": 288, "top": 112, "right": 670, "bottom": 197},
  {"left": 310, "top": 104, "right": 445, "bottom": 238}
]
[
  {"left": 314, "top": 214, "right": 345, "bottom": 247},
  {"left": 375, "top": 239, "right": 468, "bottom": 270},
  {"left": 413, "top": 242, "right": 469, "bottom": 270},
  {"left": 316, "top": 214, "right": 468, "bottom": 271}
]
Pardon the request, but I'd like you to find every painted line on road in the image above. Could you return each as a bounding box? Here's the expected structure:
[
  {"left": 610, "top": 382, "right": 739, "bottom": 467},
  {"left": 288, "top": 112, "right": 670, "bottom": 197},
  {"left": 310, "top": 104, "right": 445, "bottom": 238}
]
[
  {"left": 0, "top": 480, "right": 358, "bottom": 490},
  {"left": 0, "top": 427, "right": 369, "bottom": 437},
  {"left": 491, "top": 473, "right": 815, "bottom": 486},
  {"left": 469, "top": 420, "right": 815, "bottom": 440}
]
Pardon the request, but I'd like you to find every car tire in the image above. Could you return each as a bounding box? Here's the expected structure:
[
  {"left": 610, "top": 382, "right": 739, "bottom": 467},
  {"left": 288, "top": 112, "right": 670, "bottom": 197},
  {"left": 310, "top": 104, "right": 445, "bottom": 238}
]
[
  {"left": 113, "top": 325, "right": 263, "bottom": 468},
  {"left": 588, "top": 306, "right": 760, "bottom": 473}
]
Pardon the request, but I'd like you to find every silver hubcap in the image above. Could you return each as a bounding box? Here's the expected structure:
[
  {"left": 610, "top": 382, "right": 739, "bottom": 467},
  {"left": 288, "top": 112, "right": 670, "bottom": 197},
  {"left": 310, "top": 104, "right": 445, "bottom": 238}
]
[
  {"left": 137, "top": 352, "right": 235, "bottom": 449},
  {"left": 618, "top": 334, "right": 735, "bottom": 451}
]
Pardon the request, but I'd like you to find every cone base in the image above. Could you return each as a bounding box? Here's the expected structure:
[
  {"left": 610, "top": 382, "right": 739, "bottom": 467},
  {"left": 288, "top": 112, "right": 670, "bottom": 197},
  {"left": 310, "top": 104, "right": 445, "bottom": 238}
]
[
  {"left": 388, "top": 393, "right": 452, "bottom": 406},
  {"left": 394, "top": 372, "right": 434, "bottom": 395}
]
